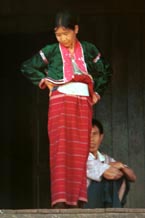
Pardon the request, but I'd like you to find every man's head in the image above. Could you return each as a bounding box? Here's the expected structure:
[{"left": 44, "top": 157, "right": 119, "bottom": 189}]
[{"left": 90, "top": 119, "right": 104, "bottom": 156}]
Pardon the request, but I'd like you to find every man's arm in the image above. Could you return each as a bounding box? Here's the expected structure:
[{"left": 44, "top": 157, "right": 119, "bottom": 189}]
[
  {"left": 109, "top": 161, "right": 136, "bottom": 182},
  {"left": 87, "top": 159, "right": 110, "bottom": 181},
  {"left": 87, "top": 158, "right": 123, "bottom": 181},
  {"left": 121, "top": 166, "right": 136, "bottom": 182}
]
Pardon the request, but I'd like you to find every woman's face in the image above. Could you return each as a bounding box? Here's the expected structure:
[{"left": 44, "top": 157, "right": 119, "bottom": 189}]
[{"left": 54, "top": 25, "right": 79, "bottom": 48}]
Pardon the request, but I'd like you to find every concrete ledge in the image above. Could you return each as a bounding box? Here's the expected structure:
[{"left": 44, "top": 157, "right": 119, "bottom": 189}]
[{"left": 0, "top": 208, "right": 145, "bottom": 218}]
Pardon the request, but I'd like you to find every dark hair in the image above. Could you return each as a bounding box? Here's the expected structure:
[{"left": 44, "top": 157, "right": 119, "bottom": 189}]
[
  {"left": 54, "top": 10, "right": 79, "bottom": 30},
  {"left": 92, "top": 118, "right": 104, "bottom": 134}
]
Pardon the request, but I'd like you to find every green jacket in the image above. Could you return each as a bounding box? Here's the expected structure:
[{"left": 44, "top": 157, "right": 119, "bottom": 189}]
[{"left": 21, "top": 41, "right": 112, "bottom": 96}]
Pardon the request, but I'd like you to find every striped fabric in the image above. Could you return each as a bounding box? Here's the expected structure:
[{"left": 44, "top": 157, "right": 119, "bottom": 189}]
[{"left": 48, "top": 90, "right": 92, "bottom": 206}]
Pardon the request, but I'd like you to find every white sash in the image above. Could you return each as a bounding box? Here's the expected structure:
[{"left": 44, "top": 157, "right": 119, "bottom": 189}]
[{"left": 58, "top": 82, "right": 89, "bottom": 96}]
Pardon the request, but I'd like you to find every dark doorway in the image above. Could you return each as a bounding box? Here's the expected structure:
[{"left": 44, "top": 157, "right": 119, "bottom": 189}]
[{"left": 0, "top": 32, "right": 54, "bottom": 209}]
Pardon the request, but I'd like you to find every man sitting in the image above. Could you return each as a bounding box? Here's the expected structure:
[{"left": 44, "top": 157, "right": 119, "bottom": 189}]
[{"left": 84, "top": 118, "right": 136, "bottom": 208}]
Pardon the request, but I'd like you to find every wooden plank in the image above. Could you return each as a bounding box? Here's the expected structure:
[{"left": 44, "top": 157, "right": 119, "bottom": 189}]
[
  {"left": 92, "top": 14, "right": 113, "bottom": 155},
  {"left": 127, "top": 15, "right": 145, "bottom": 208},
  {"left": 31, "top": 89, "right": 51, "bottom": 208},
  {"left": 111, "top": 15, "right": 129, "bottom": 164},
  {"left": 1, "top": 0, "right": 145, "bottom": 16},
  {"left": 1, "top": 208, "right": 145, "bottom": 218}
]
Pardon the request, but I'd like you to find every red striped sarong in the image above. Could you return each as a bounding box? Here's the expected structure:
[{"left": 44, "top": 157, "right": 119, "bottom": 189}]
[{"left": 48, "top": 90, "right": 92, "bottom": 206}]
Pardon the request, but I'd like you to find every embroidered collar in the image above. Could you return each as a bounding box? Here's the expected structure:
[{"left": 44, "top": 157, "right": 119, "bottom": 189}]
[{"left": 59, "top": 40, "right": 88, "bottom": 82}]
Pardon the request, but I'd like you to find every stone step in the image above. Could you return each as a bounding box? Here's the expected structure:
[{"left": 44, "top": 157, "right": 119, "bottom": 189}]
[{"left": 0, "top": 208, "right": 145, "bottom": 218}]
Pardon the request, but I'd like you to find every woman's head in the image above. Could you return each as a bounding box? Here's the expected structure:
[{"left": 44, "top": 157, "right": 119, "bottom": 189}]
[
  {"left": 54, "top": 10, "right": 79, "bottom": 31},
  {"left": 54, "top": 10, "right": 79, "bottom": 48}
]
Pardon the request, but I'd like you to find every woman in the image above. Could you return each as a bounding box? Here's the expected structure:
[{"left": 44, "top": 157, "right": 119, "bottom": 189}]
[{"left": 21, "top": 10, "right": 112, "bottom": 208}]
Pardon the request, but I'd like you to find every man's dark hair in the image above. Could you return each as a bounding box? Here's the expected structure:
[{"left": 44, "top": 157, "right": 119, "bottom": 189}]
[{"left": 92, "top": 118, "right": 104, "bottom": 134}]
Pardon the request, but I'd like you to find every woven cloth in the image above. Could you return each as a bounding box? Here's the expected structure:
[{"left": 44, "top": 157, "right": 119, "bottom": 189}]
[{"left": 48, "top": 90, "right": 92, "bottom": 206}]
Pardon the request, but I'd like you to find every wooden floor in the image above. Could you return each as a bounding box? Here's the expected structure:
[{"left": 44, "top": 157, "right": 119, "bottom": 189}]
[{"left": 0, "top": 208, "right": 145, "bottom": 218}]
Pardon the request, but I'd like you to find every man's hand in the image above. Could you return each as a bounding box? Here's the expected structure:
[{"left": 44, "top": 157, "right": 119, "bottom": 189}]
[
  {"left": 109, "top": 161, "right": 125, "bottom": 170},
  {"left": 108, "top": 162, "right": 136, "bottom": 182},
  {"left": 103, "top": 166, "right": 123, "bottom": 180}
]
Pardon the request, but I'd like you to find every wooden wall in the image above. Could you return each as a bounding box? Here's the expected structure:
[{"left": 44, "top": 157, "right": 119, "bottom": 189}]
[
  {"left": 0, "top": 0, "right": 145, "bottom": 209},
  {"left": 93, "top": 13, "right": 145, "bottom": 208}
]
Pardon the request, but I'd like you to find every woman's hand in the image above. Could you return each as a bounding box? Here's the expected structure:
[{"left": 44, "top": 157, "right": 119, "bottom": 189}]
[
  {"left": 92, "top": 92, "right": 101, "bottom": 105},
  {"left": 44, "top": 80, "right": 56, "bottom": 96}
]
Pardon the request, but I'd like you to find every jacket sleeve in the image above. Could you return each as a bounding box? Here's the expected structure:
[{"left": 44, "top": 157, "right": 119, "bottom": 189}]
[
  {"left": 87, "top": 43, "right": 113, "bottom": 97},
  {"left": 20, "top": 46, "right": 49, "bottom": 86}
]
